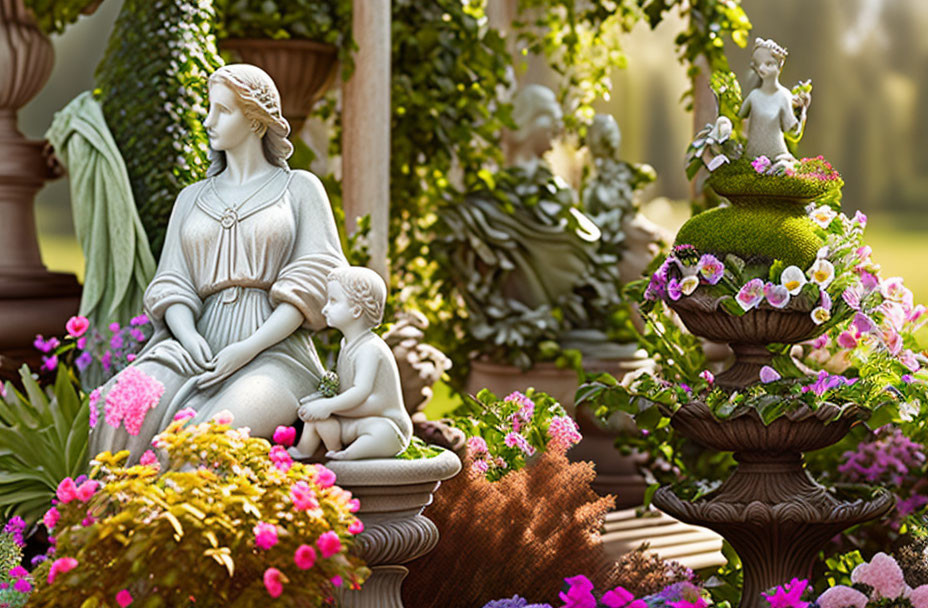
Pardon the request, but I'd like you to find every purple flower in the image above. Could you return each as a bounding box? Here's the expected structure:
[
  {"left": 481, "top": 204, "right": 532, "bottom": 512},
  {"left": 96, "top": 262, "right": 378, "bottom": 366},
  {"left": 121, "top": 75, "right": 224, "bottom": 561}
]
[
  {"left": 101, "top": 350, "right": 112, "bottom": 372},
  {"left": 759, "top": 366, "right": 781, "bottom": 383},
  {"left": 751, "top": 155, "right": 772, "bottom": 173},
  {"left": 130, "top": 314, "right": 149, "bottom": 326},
  {"left": 42, "top": 355, "right": 58, "bottom": 372},
  {"left": 852, "top": 313, "right": 876, "bottom": 335},
  {"left": 75, "top": 351, "right": 93, "bottom": 372},
  {"left": 76, "top": 336, "right": 86, "bottom": 350},
  {"left": 696, "top": 254, "right": 724, "bottom": 285},
  {"left": 680, "top": 383, "right": 692, "bottom": 393},
  {"left": 667, "top": 278, "right": 683, "bottom": 301},
  {"left": 736, "top": 279, "right": 765, "bottom": 311},
  {"left": 902, "top": 374, "right": 914, "bottom": 383},
  {"left": 130, "top": 328, "right": 146, "bottom": 342},
  {"left": 33, "top": 335, "right": 59, "bottom": 353},
  {"left": 110, "top": 333, "right": 124, "bottom": 349},
  {"left": 108, "top": 322, "right": 121, "bottom": 333},
  {"left": 3, "top": 516, "right": 25, "bottom": 547},
  {"left": 559, "top": 575, "right": 596, "bottom": 608},
  {"left": 764, "top": 282, "right": 790, "bottom": 309}
]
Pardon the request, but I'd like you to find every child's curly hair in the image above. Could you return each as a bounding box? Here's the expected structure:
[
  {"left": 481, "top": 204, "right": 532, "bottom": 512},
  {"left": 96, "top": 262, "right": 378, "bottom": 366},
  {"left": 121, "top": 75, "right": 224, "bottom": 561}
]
[{"left": 327, "top": 266, "right": 386, "bottom": 327}]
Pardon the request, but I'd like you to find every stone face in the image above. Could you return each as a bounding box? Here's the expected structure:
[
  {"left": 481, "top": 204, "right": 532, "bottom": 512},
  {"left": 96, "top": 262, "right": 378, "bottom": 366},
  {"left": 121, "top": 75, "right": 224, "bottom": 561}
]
[{"left": 330, "top": 450, "right": 461, "bottom": 608}]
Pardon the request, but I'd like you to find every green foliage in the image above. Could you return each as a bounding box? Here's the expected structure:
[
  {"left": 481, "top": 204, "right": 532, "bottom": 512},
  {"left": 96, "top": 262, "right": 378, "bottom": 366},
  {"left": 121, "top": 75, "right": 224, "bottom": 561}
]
[
  {"left": 213, "top": 0, "right": 349, "bottom": 45},
  {"left": 707, "top": 157, "right": 843, "bottom": 202},
  {"left": 95, "top": 0, "right": 223, "bottom": 257},
  {"left": 450, "top": 389, "right": 578, "bottom": 481},
  {"left": 0, "top": 528, "right": 23, "bottom": 582},
  {"left": 395, "top": 436, "right": 442, "bottom": 460},
  {"left": 675, "top": 202, "right": 823, "bottom": 268},
  {"left": 0, "top": 366, "right": 90, "bottom": 525},
  {"left": 23, "top": 0, "right": 98, "bottom": 35},
  {"left": 710, "top": 71, "right": 744, "bottom": 136},
  {"left": 28, "top": 419, "right": 368, "bottom": 606}
]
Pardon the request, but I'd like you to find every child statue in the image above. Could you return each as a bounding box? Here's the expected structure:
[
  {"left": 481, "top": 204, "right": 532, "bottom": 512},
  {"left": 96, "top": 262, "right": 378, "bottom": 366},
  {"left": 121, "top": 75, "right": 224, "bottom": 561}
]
[
  {"left": 739, "top": 38, "right": 811, "bottom": 172},
  {"left": 292, "top": 267, "right": 413, "bottom": 461}
]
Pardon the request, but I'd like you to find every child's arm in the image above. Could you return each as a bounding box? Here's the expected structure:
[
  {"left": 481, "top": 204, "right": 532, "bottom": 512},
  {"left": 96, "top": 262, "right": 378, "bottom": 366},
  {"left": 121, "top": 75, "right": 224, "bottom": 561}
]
[{"left": 299, "top": 351, "right": 380, "bottom": 420}]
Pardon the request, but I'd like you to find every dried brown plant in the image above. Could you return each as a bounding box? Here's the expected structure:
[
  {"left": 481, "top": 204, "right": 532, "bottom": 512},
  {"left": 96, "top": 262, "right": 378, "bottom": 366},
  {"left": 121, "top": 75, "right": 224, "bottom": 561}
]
[
  {"left": 402, "top": 451, "right": 620, "bottom": 607},
  {"left": 613, "top": 545, "right": 696, "bottom": 597},
  {"left": 896, "top": 536, "right": 928, "bottom": 588}
]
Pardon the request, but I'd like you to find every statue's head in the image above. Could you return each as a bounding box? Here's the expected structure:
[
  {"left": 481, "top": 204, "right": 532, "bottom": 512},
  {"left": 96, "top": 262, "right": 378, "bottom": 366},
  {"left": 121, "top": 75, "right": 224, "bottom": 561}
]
[
  {"left": 205, "top": 64, "right": 293, "bottom": 176},
  {"left": 587, "top": 114, "right": 621, "bottom": 159},
  {"left": 750, "top": 38, "right": 788, "bottom": 80},
  {"left": 326, "top": 266, "right": 387, "bottom": 329},
  {"left": 508, "top": 84, "right": 563, "bottom": 161}
]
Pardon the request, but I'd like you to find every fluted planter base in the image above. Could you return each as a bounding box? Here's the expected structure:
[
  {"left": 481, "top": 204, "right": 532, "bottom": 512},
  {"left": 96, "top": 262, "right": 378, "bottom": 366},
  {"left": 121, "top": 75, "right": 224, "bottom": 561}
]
[
  {"left": 328, "top": 450, "right": 461, "bottom": 608},
  {"left": 652, "top": 404, "right": 893, "bottom": 608}
]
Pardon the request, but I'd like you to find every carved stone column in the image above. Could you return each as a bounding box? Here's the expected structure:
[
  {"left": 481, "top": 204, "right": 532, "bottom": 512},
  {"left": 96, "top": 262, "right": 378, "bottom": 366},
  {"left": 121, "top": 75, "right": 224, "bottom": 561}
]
[
  {"left": 329, "top": 449, "right": 461, "bottom": 608},
  {"left": 0, "top": 0, "right": 82, "bottom": 378},
  {"left": 342, "top": 0, "right": 390, "bottom": 280}
]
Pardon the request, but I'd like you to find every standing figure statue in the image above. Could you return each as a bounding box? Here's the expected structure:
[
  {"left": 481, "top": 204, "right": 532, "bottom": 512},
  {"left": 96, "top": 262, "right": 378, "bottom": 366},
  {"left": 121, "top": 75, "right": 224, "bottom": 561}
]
[
  {"left": 739, "top": 38, "right": 811, "bottom": 171},
  {"left": 90, "top": 64, "right": 347, "bottom": 461}
]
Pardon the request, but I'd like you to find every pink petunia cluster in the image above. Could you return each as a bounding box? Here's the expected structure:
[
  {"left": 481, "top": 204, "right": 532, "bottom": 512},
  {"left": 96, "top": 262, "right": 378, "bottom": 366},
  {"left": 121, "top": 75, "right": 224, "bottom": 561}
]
[
  {"left": 48, "top": 556, "right": 78, "bottom": 584},
  {"left": 467, "top": 436, "right": 488, "bottom": 456},
  {"left": 818, "top": 553, "right": 928, "bottom": 608},
  {"left": 290, "top": 481, "right": 319, "bottom": 511},
  {"left": 269, "top": 445, "right": 293, "bottom": 473},
  {"left": 103, "top": 367, "right": 165, "bottom": 436},
  {"left": 838, "top": 427, "right": 925, "bottom": 486},
  {"left": 313, "top": 464, "right": 336, "bottom": 488},
  {"left": 762, "top": 578, "right": 809, "bottom": 608},
  {"left": 546, "top": 416, "right": 582, "bottom": 453},
  {"left": 504, "top": 432, "right": 535, "bottom": 456},
  {"left": 253, "top": 522, "right": 278, "bottom": 550},
  {"left": 316, "top": 530, "right": 342, "bottom": 558},
  {"left": 56, "top": 477, "right": 98, "bottom": 504}
]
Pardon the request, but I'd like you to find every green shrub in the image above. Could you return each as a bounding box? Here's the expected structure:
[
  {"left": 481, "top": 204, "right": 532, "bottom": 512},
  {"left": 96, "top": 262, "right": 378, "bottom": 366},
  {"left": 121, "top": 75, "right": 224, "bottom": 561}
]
[
  {"left": 23, "top": 0, "right": 98, "bottom": 35},
  {"left": 675, "top": 202, "right": 823, "bottom": 268},
  {"left": 28, "top": 416, "right": 368, "bottom": 607},
  {"left": 95, "top": 0, "right": 223, "bottom": 257},
  {"left": 708, "top": 157, "right": 842, "bottom": 203}
]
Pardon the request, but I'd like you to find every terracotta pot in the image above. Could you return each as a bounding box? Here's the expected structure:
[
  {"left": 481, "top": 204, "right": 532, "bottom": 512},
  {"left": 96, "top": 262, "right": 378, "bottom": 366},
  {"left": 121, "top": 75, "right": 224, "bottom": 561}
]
[
  {"left": 653, "top": 402, "right": 892, "bottom": 608},
  {"left": 220, "top": 38, "right": 338, "bottom": 135},
  {"left": 669, "top": 292, "right": 819, "bottom": 389}
]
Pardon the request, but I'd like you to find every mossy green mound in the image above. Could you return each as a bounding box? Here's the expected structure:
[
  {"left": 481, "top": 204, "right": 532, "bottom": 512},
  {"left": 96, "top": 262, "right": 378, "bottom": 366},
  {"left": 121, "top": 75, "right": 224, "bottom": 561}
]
[
  {"left": 675, "top": 202, "right": 823, "bottom": 268},
  {"left": 708, "top": 157, "right": 842, "bottom": 203}
]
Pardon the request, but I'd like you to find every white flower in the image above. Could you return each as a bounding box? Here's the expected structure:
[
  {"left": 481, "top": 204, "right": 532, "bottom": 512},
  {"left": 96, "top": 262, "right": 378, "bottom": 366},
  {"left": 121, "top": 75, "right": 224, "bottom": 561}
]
[
  {"left": 810, "top": 205, "right": 837, "bottom": 229},
  {"left": 808, "top": 259, "right": 835, "bottom": 289},
  {"left": 706, "top": 154, "right": 730, "bottom": 171},
  {"left": 811, "top": 307, "right": 831, "bottom": 325},
  {"left": 780, "top": 265, "right": 807, "bottom": 295},
  {"left": 679, "top": 275, "right": 699, "bottom": 296},
  {"left": 708, "top": 116, "right": 733, "bottom": 142},
  {"left": 816, "top": 245, "right": 829, "bottom": 259}
]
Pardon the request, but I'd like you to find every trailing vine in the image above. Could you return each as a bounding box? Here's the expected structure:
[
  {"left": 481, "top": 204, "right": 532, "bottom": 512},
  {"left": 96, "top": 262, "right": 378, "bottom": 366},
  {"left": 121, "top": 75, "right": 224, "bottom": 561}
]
[{"left": 22, "top": 0, "right": 99, "bottom": 35}]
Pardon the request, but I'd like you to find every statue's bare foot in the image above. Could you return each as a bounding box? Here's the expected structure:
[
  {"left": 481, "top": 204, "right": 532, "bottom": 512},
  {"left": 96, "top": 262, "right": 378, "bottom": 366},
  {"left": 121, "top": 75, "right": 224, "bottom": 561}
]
[{"left": 326, "top": 449, "right": 349, "bottom": 460}]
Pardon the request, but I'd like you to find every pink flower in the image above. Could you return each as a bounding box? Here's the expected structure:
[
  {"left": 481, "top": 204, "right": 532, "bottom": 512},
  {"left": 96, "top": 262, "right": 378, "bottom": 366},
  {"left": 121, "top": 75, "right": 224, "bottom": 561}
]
[
  {"left": 273, "top": 425, "right": 296, "bottom": 447},
  {"left": 909, "top": 585, "right": 928, "bottom": 608},
  {"left": 13, "top": 578, "right": 32, "bottom": 593},
  {"left": 697, "top": 254, "right": 724, "bottom": 285},
  {"left": 314, "top": 464, "right": 336, "bottom": 488},
  {"left": 348, "top": 498, "right": 360, "bottom": 513},
  {"left": 115, "top": 589, "right": 133, "bottom": 607},
  {"left": 752, "top": 155, "right": 772, "bottom": 173},
  {"left": 667, "top": 278, "right": 682, "bottom": 301},
  {"left": 759, "top": 366, "right": 781, "bottom": 383},
  {"left": 9, "top": 566, "right": 27, "bottom": 579},
  {"left": 253, "top": 522, "right": 278, "bottom": 550},
  {"left": 76, "top": 480, "right": 99, "bottom": 502},
  {"left": 836, "top": 331, "right": 858, "bottom": 349},
  {"left": 294, "top": 544, "right": 316, "bottom": 570},
  {"left": 816, "top": 586, "right": 868, "bottom": 608},
  {"left": 504, "top": 431, "right": 535, "bottom": 456},
  {"left": 33, "top": 334, "right": 59, "bottom": 353},
  {"left": 601, "top": 586, "right": 635, "bottom": 608},
  {"left": 317, "top": 530, "right": 342, "bottom": 558},
  {"left": 211, "top": 409, "right": 234, "bottom": 425},
  {"left": 43, "top": 506, "right": 60, "bottom": 531},
  {"left": 559, "top": 574, "right": 597, "bottom": 608},
  {"left": 852, "top": 313, "right": 876, "bottom": 335},
  {"left": 900, "top": 349, "right": 920, "bottom": 373},
  {"left": 699, "top": 370, "right": 714, "bottom": 385},
  {"left": 546, "top": 416, "right": 582, "bottom": 453},
  {"left": 736, "top": 279, "right": 765, "bottom": 311},
  {"left": 348, "top": 519, "right": 364, "bottom": 534},
  {"left": 851, "top": 552, "right": 908, "bottom": 599},
  {"left": 669, "top": 600, "right": 706, "bottom": 608},
  {"left": 762, "top": 578, "right": 809, "bottom": 608},
  {"left": 466, "top": 436, "right": 488, "bottom": 456},
  {"left": 503, "top": 391, "right": 534, "bottom": 409},
  {"left": 48, "top": 557, "right": 78, "bottom": 584},
  {"left": 881, "top": 277, "right": 914, "bottom": 310},
  {"left": 139, "top": 450, "right": 160, "bottom": 470},
  {"left": 173, "top": 407, "right": 196, "bottom": 422},
  {"left": 56, "top": 477, "right": 78, "bottom": 503},
  {"left": 290, "top": 481, "right": 319, "bottom": 511},
  {"left": 853, "top": 210, "right": 868, "bottom": 227},
  {"left": 65, "top": 316, "right": 89, "bottom": 338},
  {"left": 130, "top": 314, "right": 149, "bottom": 326},
  {"left": 471, "top": 459, "right": 489, "bottom": 477},
  {"left": 104, "top": 368, "right": 164, "bottom": 436},
  {"left": 42, "top": 354, "right": 59, "bottom": 372},
  {"left": 764, "top": 282, "right": 790, "bottom": 309},
  {"left": 269, "top": 445, "right": 293, "bottom": 473},
  {"left": 263, "top": 568, "right": 284, "bottom": 598},
  {"left": 88, "top": 388, "right": 102, "bottom": 429},
  {"left": 331, "top": 575, "right": 343, "bottom": 587}
]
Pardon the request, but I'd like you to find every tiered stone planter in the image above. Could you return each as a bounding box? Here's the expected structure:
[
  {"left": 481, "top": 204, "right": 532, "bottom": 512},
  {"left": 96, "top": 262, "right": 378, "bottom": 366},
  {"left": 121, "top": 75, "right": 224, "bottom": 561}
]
[
  {"left": 653, "top": 299, "right": 893, "bottom": 608},
  {"left": 327, "top": 450, "right": 461, "bottom": 608}
]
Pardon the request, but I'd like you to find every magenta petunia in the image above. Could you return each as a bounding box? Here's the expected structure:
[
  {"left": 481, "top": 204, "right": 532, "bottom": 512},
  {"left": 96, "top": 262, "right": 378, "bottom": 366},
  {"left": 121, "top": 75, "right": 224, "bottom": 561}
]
[
  {"left": 253, "top": 522, "right": 278, "bottom": 550},
  {"left": 56, "top": 478, "right": 78, "bottom": 503},
  {"left": 75, "top": 480, "right": 99, "bottom": 502},
  {"left": 65, "top": 316, "right": 89, "bottom": 338},
  {"left": 115, "top": 589, "right": 133, "bottom": 607},
  {"left": 290, "top": 481, "right": 319, "bottom": 511},
  {"left": 314, "top": 464, "right": 336, "bottom": 488},
  {"left": 294, "top": 544, "right": 317, "bottom": 570},
  {"left": 48, "top": 557, "right": 78, "bottom": 584},
  {"left": 43, "top": 506, "right": 60, "bottom": 531},
  {"left": 348, "top": 519, "right": 364, "bottom": 535},
  {"left": 263, "top": 568, "right": 284, "bottom": 598},
  {"left": 272, "top": 425, "right": 296, "bottom": 447},
  {"left": 317, "top": 530, "right": 342, "bottom": 558}
]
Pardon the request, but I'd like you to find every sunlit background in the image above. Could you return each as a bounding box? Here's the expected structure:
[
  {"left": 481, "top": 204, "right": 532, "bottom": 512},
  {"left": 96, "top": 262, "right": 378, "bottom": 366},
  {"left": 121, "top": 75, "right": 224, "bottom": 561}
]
[{"left": 21, "top": 0, "right": 928, "bottom": 300}]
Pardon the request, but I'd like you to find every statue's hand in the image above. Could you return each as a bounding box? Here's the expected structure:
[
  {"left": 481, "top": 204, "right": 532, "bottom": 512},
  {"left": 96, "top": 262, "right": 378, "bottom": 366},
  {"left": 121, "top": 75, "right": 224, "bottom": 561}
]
[
  {"left": 196, "top": 341, "right": 257, "bottom": 389},
  {"left": 298, "top": 401, "right": 331, "bottom": 422},
  {"left": 179, "top": 333, "right": 214, "bottom": 369}
]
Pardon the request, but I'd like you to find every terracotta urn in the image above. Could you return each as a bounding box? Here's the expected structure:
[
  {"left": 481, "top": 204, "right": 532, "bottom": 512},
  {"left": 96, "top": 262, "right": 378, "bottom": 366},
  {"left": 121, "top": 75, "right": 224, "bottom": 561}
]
[{"left": 220, "top": 38, "right": 338, "bottom": 135}]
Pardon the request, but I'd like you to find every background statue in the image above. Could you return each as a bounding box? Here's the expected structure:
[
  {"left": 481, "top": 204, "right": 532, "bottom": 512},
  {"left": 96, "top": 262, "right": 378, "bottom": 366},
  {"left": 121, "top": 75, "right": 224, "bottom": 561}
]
[
  {"left": 739, "top": 38, "right": 812, "bottom": 170},
  {"left": 90, "top": 64, "right": 347, "bottom": 461}
]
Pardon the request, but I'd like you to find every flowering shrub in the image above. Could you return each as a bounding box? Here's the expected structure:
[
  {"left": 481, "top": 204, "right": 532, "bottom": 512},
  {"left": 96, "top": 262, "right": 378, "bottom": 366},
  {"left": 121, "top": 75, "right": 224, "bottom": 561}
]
[
  {"left": 480, "top": 575, "right": 708, "bottom": 608},
  {"left": 817, "top": 552, "right": 928, "bottom": 608},
  {"left": 452, "top": 390, "right": 581, "bottom": 480},
  {"left": 0, "top": 518, "right": 30, "bottom": 608},
  {"left": 26, "top": 415, "right": 368, "bottom": 607}
]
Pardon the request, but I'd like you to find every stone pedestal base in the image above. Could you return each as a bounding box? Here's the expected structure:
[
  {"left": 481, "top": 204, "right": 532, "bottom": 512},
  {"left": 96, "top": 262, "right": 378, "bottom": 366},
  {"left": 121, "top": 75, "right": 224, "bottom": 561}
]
[{"left": 328, "top": 450, "right": 461, "bottom": 608}]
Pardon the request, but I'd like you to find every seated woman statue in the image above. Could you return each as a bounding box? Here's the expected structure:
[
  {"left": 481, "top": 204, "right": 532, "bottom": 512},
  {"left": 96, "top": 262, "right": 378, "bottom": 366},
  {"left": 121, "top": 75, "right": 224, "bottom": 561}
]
[
  {"left": 90, "top": 64, "right": 347, "bottom": 462},
  {"left": 739, "top": 38, "right": 811, "bottom": 171}
]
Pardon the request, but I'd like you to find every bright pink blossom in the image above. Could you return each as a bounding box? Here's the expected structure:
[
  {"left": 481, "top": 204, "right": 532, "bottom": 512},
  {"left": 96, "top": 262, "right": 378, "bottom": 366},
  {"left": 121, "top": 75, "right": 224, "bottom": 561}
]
[
  {"left": 471, "top": 459, "right": 490, "bottom": 476},
  {"left": 294, "top": 544, "right": 316, "bottom": 570},
  {"left": 546, "top": 416, "right": 582, "bottom": 453},
  {"left": 48, "top": 557, "right": 78, "bottom": 584},
  {"left": 697, "top": 254, "right": 724, "bottom": 285},
  {"left": 314, "top": 464, "right": 336, "bottom": 488},
  {"left": 466, "top": 436, "right": 488, "bottom": 456},
  {"left": 43, "top": 506, "right": 60, "bottom": 530},
  {"left": 348, "top": 498, "right": 360, "bottom": 513},
  {"left": 13, "top": 578, "right": 32, "bottom": 593},
  {"left": 263, "top": 568, "right": 284, "bottom": 598},
  {"left": 348, "top": 519, "right": 364, "bottom": 534},
  {"left": 331, "top": 575, "right": 343, "bottom": 587},
  {"left": 559, "top": 574, "right": 597, "bottom": 608},
  {"left": 752, "top": 155, "right": 771, "bottom": 173},
  {"left": 504, "top": 431, "right": 535, "bottom": 456},
  {"left": 762, "top": 578, "right": 809, "bottom": 608},
  {"left": 317, "top": 530, "right": 342, "bottom": 558},
  {"left": 104, "top": 367, "right": 164, "bottom": 436},
  {"left": 269, "top": 445, "right": 293, "bottom": 473},
  {"left": 601, "top": 586, "right": 635, "bottom": 608},
  {"left": 836, "top": 331, "right": 858, "bottom": 349},
  {"left": 140, "top": 450, "right": 159, "bottom": 469},
  {"left": 115, "top": 589, "right": 133, "bottom": 607},
  {"left": 65, "top": 316, "right": 89, "bottom": 338},
  {"left": 211, "top": 409, "right": 234, "bottom": 425},
  {"left": 273, "top": 425, "right": 296, "bottom": 447},
  {"left": 253, "top": 522, "right": 278, "bottom": 550},
  {"left": 290, "top": 481, "right": 319, "bottom": 511},
  {"left": 76, "top": 480, "right": 98, "bottom": 502},
  {"left": 56, "top": 477, "right": 78, "bottom": 503},
  {"left": 173, "top": 407, "right": 196, "bottom": 422},
  {"left": 9, "top": 566, "right": 27, "bottom": 579}
]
